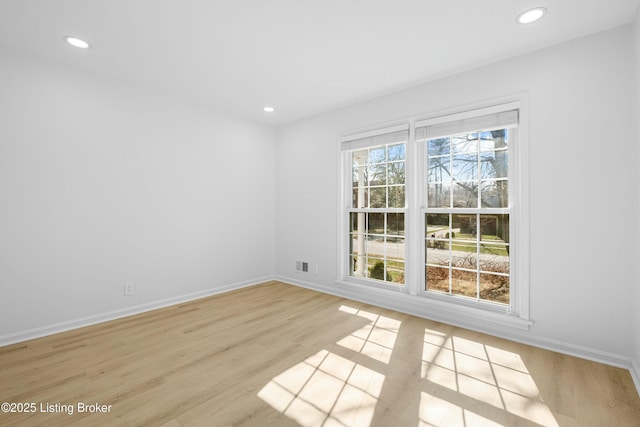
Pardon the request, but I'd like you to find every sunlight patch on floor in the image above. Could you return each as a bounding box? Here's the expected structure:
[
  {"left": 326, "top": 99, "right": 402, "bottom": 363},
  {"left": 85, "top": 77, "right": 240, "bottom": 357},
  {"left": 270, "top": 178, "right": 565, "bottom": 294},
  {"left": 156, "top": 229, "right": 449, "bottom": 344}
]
[
  {"left": 420, "top": 328, "right": 559, "bottom": 427},
  {"left": 336, "top": 305, "right": 401, "bottom": 364},
  {"left": 418, "top": 392, "right": 510, "bottom": 427},
  {"left": 258, "top": 349, "right": 385, "bottom": 427}
]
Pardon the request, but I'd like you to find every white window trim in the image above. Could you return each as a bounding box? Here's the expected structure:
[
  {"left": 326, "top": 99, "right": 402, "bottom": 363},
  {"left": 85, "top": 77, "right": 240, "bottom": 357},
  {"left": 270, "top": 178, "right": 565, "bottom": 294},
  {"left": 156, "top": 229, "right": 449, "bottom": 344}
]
[{"left": 336, "top": 95, "right": 531, "bottom": 330}]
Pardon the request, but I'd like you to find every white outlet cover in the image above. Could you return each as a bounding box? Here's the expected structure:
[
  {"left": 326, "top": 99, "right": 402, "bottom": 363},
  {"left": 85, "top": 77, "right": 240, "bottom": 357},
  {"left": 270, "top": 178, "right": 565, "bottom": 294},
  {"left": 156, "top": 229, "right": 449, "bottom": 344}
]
[{"left": 124, "top": 281, "right": 135, "bottom": 296}]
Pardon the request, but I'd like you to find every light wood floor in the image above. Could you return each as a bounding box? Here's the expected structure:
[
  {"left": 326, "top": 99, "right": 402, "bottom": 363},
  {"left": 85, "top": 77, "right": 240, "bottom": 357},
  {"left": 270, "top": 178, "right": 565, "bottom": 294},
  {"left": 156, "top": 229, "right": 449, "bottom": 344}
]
[{"left": 1, "top": 281, "right": 639, "bottom": 427}]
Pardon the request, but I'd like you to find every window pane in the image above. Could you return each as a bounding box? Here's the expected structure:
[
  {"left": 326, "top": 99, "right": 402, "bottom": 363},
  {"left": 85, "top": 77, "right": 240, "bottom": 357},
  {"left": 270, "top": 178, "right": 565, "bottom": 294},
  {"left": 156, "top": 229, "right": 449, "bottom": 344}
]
[
  {"left": 368, "top": 258, "right": 387, "bottom": 280},
  {"left": 427, "top": 138, "right": 450, "bottom": 156},
  {"left": 451, "top": 251, "right": 477, "bottom": 270},
  {"left": 452, "top": 182, "right": 478, "bottom": 208},
  {"left": 480, "top": 129, "right": 509, "bottom": 152},
  {"left": 451, "top": 214, "right": 476, "bottom": 240},
  {"left": 480, "top": 180, "right": 508, "bottom": 208},
  {"left": 352, "top": 187, "right": 368, "bottom": 208},
  {"left": 426, "top": 240, "right": 449, "bottom": 266},
  {"left": 452, "top": 134, "right": 478, "bottom": 154},
  {"left": 388, "top": 186, "right": 405, "bottom": 208},
  {"left": 480, "top": 214, "right": 509, "bottom": 244},
  {"left": 352, "top": 149, "right": 368, "bottom": 166},
  {"left": 370, "top": 187, "right": 386, "bottom": 208},
  {"left": 388, "top": 162, "right": 405, "bottom": 185},
  {"left": 389, "top": 261, "right": 405, "bottom": 285},
  {"left": 368, "top": 147, "right": 386, "bottom": 164},
  {"left": 366, "top": 235, "right": 384, "bottom": 259},
  {"left": 480, "top": 273, "right": 509, "bottom": 304},
  {"left": 350, "top": 213, "right": 366, "bottom": 261},
  {"left": 428, "top": 156, "right": 450, "bottom": 183},
  {"left": 479, "top": 243, "right": 509, "bottom": 257},
  {"left": 426, "top": 266, "right": 449, "bottom": 293},
  {"left": 451, "top": 269, "right": 477, "bottom": 298},
  {"left": 452, "top": 154, "right": 477, "bottom": 181},
  {"left": 352, "top": 156, "right": 368, "bottom": 208},
  {"left": 350, "top": 212, "right": 365, "bottom": 233},
  {"left": 426, "top": 214, "right": 450, "bottom": 237},
  {"left": 349, "top": 212, "right": 356, "bottom": 232},
  {"left": 426, "top": 210, "right": 451, "bottom": 267},
  {"left": 351, "top": 255, "right": 366, "bottom": 278},
  {"left": 367, "top": 213, "right": 384, "bottom": 235},
  {"left": 478, "top": 245, "right": 509, "bottom": 274},
  {"left": 387, "top": 213, "right": 405, "bottom": 235},
  {"left": 387, "top": 237, "right": 405, "bottom": 261},
  {"left": 480, "top": 151, "right": 508, "bottom": 179},
  {"left": 369, "top": 163, "right": 386, "bottom": 186},
  {"left": 388, "top": 143, "right": 405, "bottom": 161},
  {"left": 352, "top": 158, "right": 367, "bottom": 204},
  {"left": 350, "top": 234, "right": 365, "bottom": 256},
  {"left": 450, "top": 214, "right": 478, "bottom": 268},
  {"left": 428, "top": 183, "right": 451, "bottom": 208}
]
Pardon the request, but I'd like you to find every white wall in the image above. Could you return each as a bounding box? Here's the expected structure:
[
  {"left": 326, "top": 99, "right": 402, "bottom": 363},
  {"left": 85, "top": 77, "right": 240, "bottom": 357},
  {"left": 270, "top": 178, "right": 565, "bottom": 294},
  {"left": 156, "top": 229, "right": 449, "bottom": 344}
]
[
  {"left": 0, "top": 48, "right": 276, "bottom": 340},
  {"left": 275, "top": 25, "right": 636, "bottom": 363},
  {"left": 633, "top": 9, "right": 640, "bottom": 384}
]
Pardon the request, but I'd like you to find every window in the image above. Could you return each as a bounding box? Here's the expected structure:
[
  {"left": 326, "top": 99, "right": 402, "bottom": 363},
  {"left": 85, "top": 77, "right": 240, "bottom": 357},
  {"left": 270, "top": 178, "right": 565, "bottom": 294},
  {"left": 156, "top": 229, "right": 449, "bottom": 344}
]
[
  {"left": 421, "top": 130, "right": 512, "bottom": 306},
  {"left": 339, "top": 101, "right": 529, "bottom": 324},
  {"left": 342, "top": 126, "right": 408, "bottom": 287},
  {"left": 417, "top": 107, "right": 518, "bottom": 310}
]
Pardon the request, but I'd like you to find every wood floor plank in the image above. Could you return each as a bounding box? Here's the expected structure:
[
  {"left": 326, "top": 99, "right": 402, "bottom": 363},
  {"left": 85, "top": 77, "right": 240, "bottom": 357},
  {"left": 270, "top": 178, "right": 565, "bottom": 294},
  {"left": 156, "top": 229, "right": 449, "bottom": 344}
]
[{"left": 1, "top": 281, "right": 639, "bottom": 427}]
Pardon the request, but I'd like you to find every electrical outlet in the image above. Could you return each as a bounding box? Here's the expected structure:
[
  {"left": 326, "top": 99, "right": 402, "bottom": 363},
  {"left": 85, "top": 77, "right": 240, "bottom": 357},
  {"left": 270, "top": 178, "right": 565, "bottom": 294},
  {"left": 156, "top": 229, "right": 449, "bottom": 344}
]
[
  {"left": 124, "top": 281, "right": 135, "bottom": 296},
  {"left": 312, "top": 264, "right": 319, "bottom": 274}
]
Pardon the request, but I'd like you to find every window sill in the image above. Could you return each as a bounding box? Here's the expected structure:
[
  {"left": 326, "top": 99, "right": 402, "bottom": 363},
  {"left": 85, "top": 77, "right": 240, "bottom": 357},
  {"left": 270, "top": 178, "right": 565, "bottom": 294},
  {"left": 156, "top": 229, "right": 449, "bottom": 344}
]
[
  {"left": 335, "top": 279, "right": 532, "bottom": 331},
  {"left": 340, "top": 276, "right": 410, "bottom": 294}
]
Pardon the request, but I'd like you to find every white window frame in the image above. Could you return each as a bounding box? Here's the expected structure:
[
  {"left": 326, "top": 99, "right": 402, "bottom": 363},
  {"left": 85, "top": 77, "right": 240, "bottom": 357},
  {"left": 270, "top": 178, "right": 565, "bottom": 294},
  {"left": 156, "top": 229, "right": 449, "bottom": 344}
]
[
  {"left": 338, "top": 124, "right": 412, "bottom": 293},
  {"left": 337, "top": 96, "right": 531, "bottom": 329},
  {"left": 418, "top": 102, "right": 522, "bottom": 314}
]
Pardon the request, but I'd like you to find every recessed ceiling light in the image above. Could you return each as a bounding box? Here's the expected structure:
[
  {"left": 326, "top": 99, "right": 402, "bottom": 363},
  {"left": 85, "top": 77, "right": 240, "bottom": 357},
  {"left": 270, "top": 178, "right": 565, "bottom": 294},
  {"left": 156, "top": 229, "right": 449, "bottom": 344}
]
[
  {"left": 263, "top": 107, "right": 275, "bottom": 113},
  {"left": 64, "top": 36, "right": 91, "bottom": 49},
  {"left": 516, "top": 7, "right": 547, "bottom": 24}
]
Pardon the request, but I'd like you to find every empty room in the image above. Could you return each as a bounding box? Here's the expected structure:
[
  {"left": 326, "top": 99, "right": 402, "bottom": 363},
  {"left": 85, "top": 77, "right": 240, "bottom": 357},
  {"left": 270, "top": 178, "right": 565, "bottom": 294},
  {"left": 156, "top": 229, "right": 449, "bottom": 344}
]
[{"left": 2, "top": 1, "right": 640, "bottom": 426}]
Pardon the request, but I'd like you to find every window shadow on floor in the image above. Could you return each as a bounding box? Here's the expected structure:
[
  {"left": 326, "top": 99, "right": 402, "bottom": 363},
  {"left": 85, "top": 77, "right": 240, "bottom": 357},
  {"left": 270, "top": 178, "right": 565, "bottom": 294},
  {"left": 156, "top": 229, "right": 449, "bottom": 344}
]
[{"left": 257, "top": 301, "right": 574, "bottom": 427}]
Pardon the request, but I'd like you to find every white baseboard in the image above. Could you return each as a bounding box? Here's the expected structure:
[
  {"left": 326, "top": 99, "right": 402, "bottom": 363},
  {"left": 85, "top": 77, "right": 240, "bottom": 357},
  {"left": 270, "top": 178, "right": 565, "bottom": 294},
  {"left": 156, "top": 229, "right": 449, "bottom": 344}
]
[
  {"left": 515, "top": 334, "right": 633, "bottom": 371},
  {"left": 0, "top": 276, "right": 274, "bottom": 348},
  {"left": 631, "top": 359, "right": 640, "bottom": 398},
  {"left": 276, "top": 275, "right": 638, "bottom": 387}
]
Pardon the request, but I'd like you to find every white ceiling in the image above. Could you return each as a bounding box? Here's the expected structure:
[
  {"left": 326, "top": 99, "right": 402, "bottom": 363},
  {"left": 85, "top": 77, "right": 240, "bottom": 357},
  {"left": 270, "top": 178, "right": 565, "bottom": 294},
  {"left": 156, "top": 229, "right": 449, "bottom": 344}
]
[{"left": 0, "top": 0, "right": 638, "bottom": 125}]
